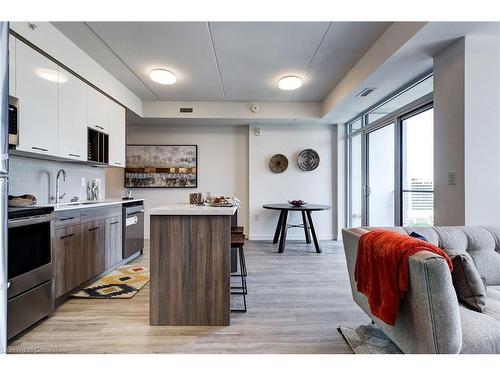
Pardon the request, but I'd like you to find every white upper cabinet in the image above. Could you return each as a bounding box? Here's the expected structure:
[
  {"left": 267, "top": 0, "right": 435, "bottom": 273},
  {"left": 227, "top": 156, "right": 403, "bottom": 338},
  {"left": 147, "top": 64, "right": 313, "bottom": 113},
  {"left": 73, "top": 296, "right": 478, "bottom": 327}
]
[
  {"left": 16, "top": 40, "right": 58, "bottom": 156},
  {"left": 108, "top": 100, "right": 126, "bottom": 168},
  {"left": 12, "top": 39, "right": 127, "bottom": 164},
  {"left": 87, "top": 87, "right": 109, "bottom": 133},
  {"left": 58, "top": 68, "right": 87, "bottom": 161},
  {"left": 9, "top": 35, "right": 15, "bottom": 97}
]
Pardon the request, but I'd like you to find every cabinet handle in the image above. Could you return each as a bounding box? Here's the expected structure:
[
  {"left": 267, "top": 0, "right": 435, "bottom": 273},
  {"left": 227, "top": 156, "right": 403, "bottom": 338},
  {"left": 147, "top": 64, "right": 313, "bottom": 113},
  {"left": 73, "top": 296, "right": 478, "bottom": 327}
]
[
  {"left": 60, "top": 233, "right": 75, "bottom": 239},
  {"left": 69, "top": 153, "right": 81, "bottom": 158},
  {"left": 114, "top": 162, "right": 122, "bottom": 165},
  {"left": 60, "top": 216, "right": 75, "bottom": 221},
  {"left": 88, "top": 226, "right": 100, "bottom": 231},
  {"left": 110, "top": 221, "right": 120, "bottom": 225},
  {"left": 96, "top": 125, "right": 104, "bottom": 130},
  {"left": 32, "top": 146, "right": 48, "bottom": 152}
]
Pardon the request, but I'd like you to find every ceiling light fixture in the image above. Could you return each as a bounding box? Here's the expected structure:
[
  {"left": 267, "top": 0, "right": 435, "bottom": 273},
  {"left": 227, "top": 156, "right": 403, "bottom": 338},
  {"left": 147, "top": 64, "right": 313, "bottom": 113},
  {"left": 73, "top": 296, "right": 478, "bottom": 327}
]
[
  {"left": 149, "top": 69, "right": 176, "bottom": 85},
  {"left": 278, "top": 76, "right": 302, "bottom": 91}
]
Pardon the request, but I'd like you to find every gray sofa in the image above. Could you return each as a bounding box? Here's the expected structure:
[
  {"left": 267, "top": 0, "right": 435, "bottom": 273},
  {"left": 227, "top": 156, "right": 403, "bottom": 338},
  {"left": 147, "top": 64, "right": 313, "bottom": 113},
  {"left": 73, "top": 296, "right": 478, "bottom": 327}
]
[{"left": 342, "top": 226, "right": 500, "bottom": 354}]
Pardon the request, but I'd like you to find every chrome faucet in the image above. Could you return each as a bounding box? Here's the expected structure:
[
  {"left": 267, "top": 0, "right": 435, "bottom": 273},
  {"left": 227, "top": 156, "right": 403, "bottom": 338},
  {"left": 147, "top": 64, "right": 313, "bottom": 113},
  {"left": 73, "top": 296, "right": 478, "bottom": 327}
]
[{"left": 55, "top": 169, "right": 67, "bottom": 204}]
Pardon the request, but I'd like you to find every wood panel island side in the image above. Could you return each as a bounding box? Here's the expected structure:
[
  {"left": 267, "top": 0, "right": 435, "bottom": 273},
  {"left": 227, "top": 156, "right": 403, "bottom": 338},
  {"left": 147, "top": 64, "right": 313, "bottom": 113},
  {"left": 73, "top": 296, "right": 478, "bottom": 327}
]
[{"left": 149, "top": 204, "right": 237, "bottom": 326}]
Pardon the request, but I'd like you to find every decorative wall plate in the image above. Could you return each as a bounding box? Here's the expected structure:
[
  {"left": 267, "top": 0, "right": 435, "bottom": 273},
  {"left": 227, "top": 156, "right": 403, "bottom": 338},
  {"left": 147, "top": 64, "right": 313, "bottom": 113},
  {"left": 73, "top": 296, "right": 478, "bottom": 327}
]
[
  {"left": 297, "top": 149, "right": 320, "bottom": 171},
  {"left": 269, "top": 154, "right": 289, "bottom": 173}
]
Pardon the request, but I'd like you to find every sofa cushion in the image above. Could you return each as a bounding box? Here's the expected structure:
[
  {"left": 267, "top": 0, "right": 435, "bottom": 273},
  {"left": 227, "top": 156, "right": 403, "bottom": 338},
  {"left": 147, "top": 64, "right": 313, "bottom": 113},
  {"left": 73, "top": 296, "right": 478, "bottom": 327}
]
[
  {"left": 460, "top": 305, "right": 500, "bottom": 353},
  {"left": 451, "top": 253, "right": 486, "bottom": 311},
  {"left": 433, "top": 226, "right": 500, "bottom": 285},
  {"left": 463, "top": 227, "right": 500, "bottom": 285}
]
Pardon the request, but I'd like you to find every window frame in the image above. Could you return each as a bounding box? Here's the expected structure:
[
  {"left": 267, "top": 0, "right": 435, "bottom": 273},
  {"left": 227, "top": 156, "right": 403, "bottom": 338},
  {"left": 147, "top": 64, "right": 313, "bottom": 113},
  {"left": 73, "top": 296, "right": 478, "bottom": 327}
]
[{"left": 345, "top": 73, "right": 434, "bottom": 228}]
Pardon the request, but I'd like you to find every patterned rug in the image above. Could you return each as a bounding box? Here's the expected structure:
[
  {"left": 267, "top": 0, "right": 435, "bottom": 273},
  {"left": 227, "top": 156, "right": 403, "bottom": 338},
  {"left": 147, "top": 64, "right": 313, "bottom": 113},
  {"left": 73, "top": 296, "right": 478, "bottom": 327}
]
[
  {"left": 71, "top": 266, "right": 149, "bottom": 299},
  {"left": 338, "top": 324, "right": 403, "bottom": 354}
]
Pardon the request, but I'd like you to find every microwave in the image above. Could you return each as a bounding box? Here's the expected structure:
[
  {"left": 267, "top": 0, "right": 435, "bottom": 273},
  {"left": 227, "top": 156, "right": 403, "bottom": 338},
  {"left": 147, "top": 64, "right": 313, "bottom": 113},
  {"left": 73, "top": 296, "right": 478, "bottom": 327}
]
[{"left": 9, "top": 104, "right": 18, "bottom": 146}]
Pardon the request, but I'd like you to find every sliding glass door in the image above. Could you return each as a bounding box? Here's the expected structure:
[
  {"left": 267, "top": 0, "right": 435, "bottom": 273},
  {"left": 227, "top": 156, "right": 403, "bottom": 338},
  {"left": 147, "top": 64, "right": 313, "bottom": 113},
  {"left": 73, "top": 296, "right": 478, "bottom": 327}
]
[
  {"left": 367, "top": 123, "right": 395, "bottom": 226},
  {"left": 401, "top": 107, "right": 434, "bottom": 226}
]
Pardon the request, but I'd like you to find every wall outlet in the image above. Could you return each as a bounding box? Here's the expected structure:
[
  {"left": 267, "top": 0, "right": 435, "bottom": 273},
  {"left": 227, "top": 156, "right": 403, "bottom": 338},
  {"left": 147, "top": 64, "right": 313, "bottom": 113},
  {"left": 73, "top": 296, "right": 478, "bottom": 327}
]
[
  {"left": 81, "top": 177, "right": 86, "bottom": 187},
  {"left": 448, "top": 171, "right": 457, "bottom": 186}
]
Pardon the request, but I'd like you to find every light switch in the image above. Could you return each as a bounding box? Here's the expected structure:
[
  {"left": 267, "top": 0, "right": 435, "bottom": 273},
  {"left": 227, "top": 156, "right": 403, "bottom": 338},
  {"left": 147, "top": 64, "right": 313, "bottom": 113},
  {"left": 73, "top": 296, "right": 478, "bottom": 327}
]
[{"left": 448, "top": 171, "right": 457, "bottom": 186}]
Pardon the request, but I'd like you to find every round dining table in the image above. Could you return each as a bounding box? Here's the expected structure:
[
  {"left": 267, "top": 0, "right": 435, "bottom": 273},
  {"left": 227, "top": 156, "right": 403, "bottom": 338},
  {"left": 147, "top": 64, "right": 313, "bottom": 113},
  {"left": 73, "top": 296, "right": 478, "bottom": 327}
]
[{"left": 262, "top": 203, "right": 331, "bottom": 253}]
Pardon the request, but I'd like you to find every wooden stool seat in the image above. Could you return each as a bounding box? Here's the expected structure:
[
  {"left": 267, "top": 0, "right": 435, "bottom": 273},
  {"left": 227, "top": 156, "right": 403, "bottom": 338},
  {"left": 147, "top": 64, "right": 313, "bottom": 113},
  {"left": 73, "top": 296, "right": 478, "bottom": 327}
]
[
  {"left": 231, "top": 226, "right": 244, "bottom": 234},
  {"left": 230, "top": 227, "right": 247, "bottom": 313},
  {"left": 231, "top": 232, "right": 245, "bottom": 246}
]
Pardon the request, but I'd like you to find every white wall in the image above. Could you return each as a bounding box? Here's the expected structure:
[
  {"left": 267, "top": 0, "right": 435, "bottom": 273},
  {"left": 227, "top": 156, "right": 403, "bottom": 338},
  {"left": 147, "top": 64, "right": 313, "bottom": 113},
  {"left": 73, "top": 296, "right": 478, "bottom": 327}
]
[
  {"left": 464, "top": 35, "right": 500, "bottom": 225},
  {"left": 122, "top": 124, "right": 249, "bottom": 238},
  {"left": 433, "top": 38, "right": 466, "bottom": 225},
  {"left": 248, "top": 124, "right": 336, "bottom": 240},
  {"left": 433, "top": 35, "right": 500, "bottom": 226}
]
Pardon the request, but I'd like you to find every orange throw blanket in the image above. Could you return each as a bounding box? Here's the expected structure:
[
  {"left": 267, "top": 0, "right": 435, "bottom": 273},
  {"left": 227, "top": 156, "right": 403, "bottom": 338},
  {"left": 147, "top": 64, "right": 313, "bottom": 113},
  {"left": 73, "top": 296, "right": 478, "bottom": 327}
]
[{"left": 355, "top": 230, "right": 452, "bottom": 325}]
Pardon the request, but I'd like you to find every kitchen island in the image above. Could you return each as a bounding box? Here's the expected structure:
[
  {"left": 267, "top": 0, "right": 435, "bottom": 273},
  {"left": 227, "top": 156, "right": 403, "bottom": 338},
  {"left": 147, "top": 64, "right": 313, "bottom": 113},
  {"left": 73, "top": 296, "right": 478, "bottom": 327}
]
[{"left": 149, "top": 204, "right": 237, "bottom": 326}]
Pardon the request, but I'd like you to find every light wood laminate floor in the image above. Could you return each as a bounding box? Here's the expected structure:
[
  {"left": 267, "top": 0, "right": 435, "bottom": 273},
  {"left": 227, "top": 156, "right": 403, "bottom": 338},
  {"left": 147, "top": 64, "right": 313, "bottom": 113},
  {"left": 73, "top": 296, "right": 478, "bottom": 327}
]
[{"left": 8, "top": 240, "right": 369, "bottom": 354}]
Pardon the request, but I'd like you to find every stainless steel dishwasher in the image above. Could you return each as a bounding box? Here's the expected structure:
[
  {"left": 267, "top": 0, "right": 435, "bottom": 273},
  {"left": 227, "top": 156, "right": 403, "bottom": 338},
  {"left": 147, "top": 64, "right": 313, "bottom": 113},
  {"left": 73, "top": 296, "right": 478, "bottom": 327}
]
[{"left": 122, "top": 201, "right": 144, "bottom": 259}]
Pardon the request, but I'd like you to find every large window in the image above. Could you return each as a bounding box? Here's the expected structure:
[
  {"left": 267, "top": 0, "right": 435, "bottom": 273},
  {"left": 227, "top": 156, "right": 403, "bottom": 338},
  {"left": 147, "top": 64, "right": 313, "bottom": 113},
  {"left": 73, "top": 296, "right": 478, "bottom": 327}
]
[{"left": 345, "top": 74, "right": 433, "bottom": 228}]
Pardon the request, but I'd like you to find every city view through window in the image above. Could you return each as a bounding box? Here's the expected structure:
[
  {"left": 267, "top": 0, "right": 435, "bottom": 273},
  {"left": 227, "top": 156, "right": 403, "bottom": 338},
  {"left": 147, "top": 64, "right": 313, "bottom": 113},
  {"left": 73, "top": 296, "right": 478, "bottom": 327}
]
[{"left": 402, "top": 108, "right": 434, "bottom": 226}]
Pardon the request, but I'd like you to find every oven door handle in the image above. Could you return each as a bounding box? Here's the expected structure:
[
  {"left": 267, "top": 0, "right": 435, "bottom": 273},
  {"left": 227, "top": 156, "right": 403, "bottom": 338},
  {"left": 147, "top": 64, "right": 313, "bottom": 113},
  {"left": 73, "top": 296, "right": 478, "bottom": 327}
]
[{"left": 8, "top": 213, "right": 56, "bottom": 228}]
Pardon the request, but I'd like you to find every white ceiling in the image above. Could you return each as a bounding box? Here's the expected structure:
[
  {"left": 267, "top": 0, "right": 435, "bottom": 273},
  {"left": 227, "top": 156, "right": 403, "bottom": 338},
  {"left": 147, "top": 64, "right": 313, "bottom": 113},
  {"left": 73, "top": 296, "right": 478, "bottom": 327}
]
[
  {"left": 51, "top": 21, "right": 391, "bottom": 102},
  {"left": 325, "top": 21, "right": 500, "bottom": 123}
]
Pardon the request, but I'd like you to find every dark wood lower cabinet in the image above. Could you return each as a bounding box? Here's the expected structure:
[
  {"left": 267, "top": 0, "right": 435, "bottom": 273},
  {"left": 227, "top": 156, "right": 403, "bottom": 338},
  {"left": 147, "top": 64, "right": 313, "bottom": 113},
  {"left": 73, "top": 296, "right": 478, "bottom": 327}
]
[
  {"left": 54, "top": 224, "right": 82, "bottom": 298},
  {"left": 81, "top": 219, "right": 105, "bottom": 276},
  {"left": 105, "top": 215, "right": 122, "bottom": 270},
  {"left": 54, "top": 206, "right": 125, "bottom": 301}
]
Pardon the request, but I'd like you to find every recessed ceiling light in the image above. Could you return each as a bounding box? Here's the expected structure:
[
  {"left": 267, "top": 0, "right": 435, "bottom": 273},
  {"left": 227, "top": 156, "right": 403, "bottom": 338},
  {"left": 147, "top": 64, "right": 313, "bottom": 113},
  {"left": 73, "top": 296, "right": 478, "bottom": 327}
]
[
  {"left": 149, "top": 69, "right": 176, "bottom": 85},
  {"left": 278, "top": 76, "right": 302, "bottom": 90}
]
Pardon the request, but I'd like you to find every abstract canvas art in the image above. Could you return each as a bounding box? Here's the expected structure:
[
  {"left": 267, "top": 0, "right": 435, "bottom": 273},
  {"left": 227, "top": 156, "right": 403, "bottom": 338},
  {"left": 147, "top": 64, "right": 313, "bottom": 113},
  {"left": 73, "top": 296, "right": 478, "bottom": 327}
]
[{"left": 125, "top": 145, "right": 197, "bottom": 188}]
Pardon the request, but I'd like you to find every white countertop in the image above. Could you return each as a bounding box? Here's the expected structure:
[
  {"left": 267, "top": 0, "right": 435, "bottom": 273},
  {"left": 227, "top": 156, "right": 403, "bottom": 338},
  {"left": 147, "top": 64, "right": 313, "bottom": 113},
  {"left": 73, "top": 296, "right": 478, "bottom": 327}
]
[
  {"left": 38, "top": 198, "right": 144, "bottom": 212},
  {"left": 149, "top": 203, "right": 237, "bottom": 216}
]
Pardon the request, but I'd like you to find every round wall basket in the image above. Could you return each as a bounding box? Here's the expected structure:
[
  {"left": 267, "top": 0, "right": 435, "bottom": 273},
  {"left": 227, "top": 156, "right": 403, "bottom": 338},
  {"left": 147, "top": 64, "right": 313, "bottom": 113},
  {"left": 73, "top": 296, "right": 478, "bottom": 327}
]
[
  {"left": 297, "top": 149, "right": 320, "bottom": 171},
  {"left": 269, "top": 154, "right": 289, "bottom": 173}
]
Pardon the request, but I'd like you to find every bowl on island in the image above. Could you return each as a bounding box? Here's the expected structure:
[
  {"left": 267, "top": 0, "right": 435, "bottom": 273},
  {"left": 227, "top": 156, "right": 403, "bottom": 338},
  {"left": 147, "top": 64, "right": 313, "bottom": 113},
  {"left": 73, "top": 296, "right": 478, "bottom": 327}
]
[{"left": 287, "top": 200, "right": 307, "bottom": 207}]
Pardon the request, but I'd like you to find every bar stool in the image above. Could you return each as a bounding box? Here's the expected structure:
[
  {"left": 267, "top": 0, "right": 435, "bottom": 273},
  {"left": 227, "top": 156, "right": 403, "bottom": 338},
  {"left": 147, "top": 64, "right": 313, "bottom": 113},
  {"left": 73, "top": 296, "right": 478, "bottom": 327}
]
[{"left": 230, "top": 226, "right": 247, "bottom": 313}]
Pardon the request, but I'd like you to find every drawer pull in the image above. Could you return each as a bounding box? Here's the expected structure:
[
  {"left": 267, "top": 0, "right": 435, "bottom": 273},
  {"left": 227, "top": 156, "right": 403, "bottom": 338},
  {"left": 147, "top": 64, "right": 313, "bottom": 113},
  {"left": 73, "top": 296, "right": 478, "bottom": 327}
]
[
  {"left": 60, "top": 233, "right": 75, "bottom": 239},
  {"left": 96, "top": 125, "right": 104, "bottom": 130},
  {"left": 32, "top": 146, "right": 48, "bottom": 152},
  {"left": 114, "top": 162, "right": 122, "bottom": 165},
  {"left": 69, "top": 153, "right": 81, "bottom": 158},
  {"left": 60, "top": 216, "right": 75, "bottom": 221},
  {"left": 110, "top": 221, "right": 120, "bottom": 225},
  {"left": 88, "top": 226, "right": 100, "bottom": 231}
]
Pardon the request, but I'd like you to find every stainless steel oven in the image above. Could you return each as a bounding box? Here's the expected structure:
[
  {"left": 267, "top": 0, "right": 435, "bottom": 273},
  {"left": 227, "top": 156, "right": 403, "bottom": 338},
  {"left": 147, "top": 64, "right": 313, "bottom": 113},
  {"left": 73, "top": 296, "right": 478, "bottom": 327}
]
[{"left": 7, "top": 206, "right": 55, "bottom": 340}]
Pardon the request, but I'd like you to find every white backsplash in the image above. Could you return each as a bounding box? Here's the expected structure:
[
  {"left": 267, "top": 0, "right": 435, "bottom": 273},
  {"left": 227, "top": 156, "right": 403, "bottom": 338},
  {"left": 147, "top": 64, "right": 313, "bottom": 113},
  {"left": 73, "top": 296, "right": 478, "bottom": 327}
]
[{"left": 8, "top": 155, "right": 106, "bottom": 204}]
